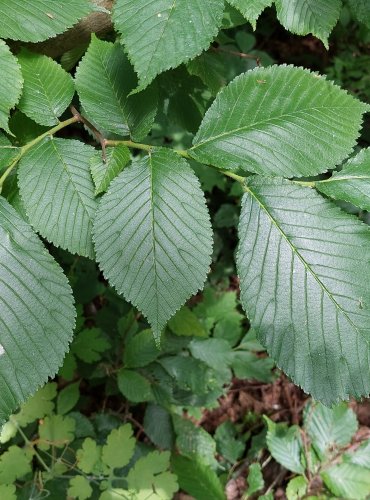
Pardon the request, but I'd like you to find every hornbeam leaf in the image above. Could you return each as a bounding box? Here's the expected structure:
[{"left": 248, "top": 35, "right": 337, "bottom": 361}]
[
  {"left": 237, "top": 177, "right": 370, "bottom": 404},
  {"left": 75, "top": 36, "right": 158, "bottom": 140},
  {"left": 191, "top": 65, "right": 369, "bottom": 178},
  {"left": 0, "top": 0, "right": 92, "bottom": 42},
  {"left": 227, "top": 0, "right": 273, "bottom": 29},
  {"left": 17, "top": 50, "right": 75, "bottom": 127},
  {"left": 0, "top": 40, "right": 23, "bottom": 134},
  {"left": 93, "top": 148, "right": 213, "bottom": 342},
  {"left": 316, "top": 148, "right": 370, "bottom": 212},
  {"left": 321, "top": 463, "right": 370, "bottom": 499},
  {"left": 18, "top": 138, "right": 97, "bottom": 258},
  {"left": 112, "top": 0, "right": 224, "bottom": 89},
  {"left": 275, "top": 0, "right": 341, "bottom": 48},
  {"left": 0, "top": 197, "right": 75, "bottom": 423},
  {"left": 90, "top": 145, "right": 131, "bottom": 196}
]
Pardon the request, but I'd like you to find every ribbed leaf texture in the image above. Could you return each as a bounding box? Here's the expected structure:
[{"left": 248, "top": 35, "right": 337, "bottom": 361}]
[
  {"left": 75, "top": 36, "right": 158, "bottom": 140},
  {"left": 90, "top": 145, "right": 130, "bottom": 195},
  {"left": 316, "top": 148, "right": 370, "bottom": 212},
  {"left": 265, "top": 418, "right": 304, "bottom": 474},
  {"left": 0, "top": 135, "right": 19, "bottom": 172},
  {"left": 0, "top": 40, "right": 23, "bottom": 134},
  {"left": 237, "top": 177, "right": 370, "bottom": 405},
  {"left": 112, "top": 0, "right": 225, "bottom": 89},
  {"left": 191, "top": 65, "right": 369, "bottom": 178},
  {"left": 348, "top": 0, "right": 370, "bottom": 28},
  {"left": 17, "top": 50, "right": 75, "bottom": 127},
  {"left": 93, "top": 148, "right": 213, "bottom": 342},
  {"left": 18, "top": 138, "right": 97, "bottom": 258},
  {"left": 227, "top": 0, "right": 273, "bottom": 29},
  {"left": 0, "top": 0, "right": 92, "bottom": 42},
  {"left": 275, "top": 0, "right": 341, "bottom": 48},
  {"left": 0, "top": 197, "right": 75, "bottom": 423},
  {"left": 321, "top": 464, "right": 370, "bottom": 499}
]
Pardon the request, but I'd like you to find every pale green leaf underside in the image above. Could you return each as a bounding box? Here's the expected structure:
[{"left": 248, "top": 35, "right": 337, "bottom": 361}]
[
  {"left": 191, "top": 65, "right": 368, "bottom": 178},
  {"left": 75, "top": 36, "right": 157, "bottom": 140},
  {"left": 93, "top": 148, "right": 213, "bottom": 341},
  {"left": 0, "top": 0, "right": 92, "bottom": 42},
  {"left": 275, "top": 0, "right": 341, "bottom": 48},
  {"left": 18, "top": 138, "right": 97, "bottom": 258},
  {"left": 0, "top": 197, "right": 75, "bottom": 423},
  {"left": 321, "top": 463, "right": 370, "bottom": 499},
  {"left": 113, "top": 0, "right": 225, "bottom": 89},
  {"left": 17, "top": 50, "right": 75, "bottom": 127},
  {"left": 265, "top": 418, "right": 304, "bottom": 474},
  {"left": 227, "top": 0, "right": 273, "bottom": 28},
  {"left": 237, "top": 177, "right": 370, "bottom": 404},
  {"left": 0, "top": 40, "right": 23, "bottom": 134},
  {"left": 316, "top": 148, "right": 370, "bottom": 212},
  {"left": 90, "top": 145, "right": 130, "bottom": 195}
]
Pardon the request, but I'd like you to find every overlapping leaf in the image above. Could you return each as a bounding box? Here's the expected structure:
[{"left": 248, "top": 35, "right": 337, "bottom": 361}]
[
  {"left": 75, "top": 36, "right": 158, "bottom": 140},
  {"left": 17, "top": 50, "right": 75, "bottom": 126},
  {"left": 93, "top": 148, "right": 213, "bottom": 341},
  {"left": 0, "top": 40, "right": 23, "bottom": 134},
  {"left": 18, "top": 138, "right": 97, "bottom": 258},
  {"left": 275, "top": 0, "right": 341, "bottom": 48},
  {"left": 0, "top": 197, "right": 75, "bottom": 423},
  {"left": 90, "top": 145, "right": 130, "bottom": 195},
  {"left": 237, "top": 177, "right": 370, "bottom": 404},
  {"left": 316, "top": 148, "right": 370, "bottom": 211},
  {"left": 227, "top": 0, "right": 273, "bottom": 29},
  {"left": 0, "top": 0, "right": 92, "bottom": 42},
  {"left": 112, "top": 0, "right": 224, "bottom": 89},
  {"left": 191, "top": 65, "right": 368, "bottom": 177}
]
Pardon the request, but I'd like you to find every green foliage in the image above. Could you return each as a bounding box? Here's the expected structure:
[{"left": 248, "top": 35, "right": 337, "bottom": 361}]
[{"left": 0, "top": 40, "right": 22, "bottom": 133}]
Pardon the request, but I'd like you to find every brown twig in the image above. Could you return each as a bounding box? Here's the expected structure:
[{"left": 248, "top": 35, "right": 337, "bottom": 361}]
[
  {"left": 70, "top": 105, "right": 107, "bottom": 162},
  {"left": 211, "top": 46, "right": 261, "bottom": 66}
]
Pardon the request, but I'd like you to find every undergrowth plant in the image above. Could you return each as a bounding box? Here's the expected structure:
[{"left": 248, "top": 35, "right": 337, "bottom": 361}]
[{"left": 1, "top": 0, "right": 370, "bottom": 433}]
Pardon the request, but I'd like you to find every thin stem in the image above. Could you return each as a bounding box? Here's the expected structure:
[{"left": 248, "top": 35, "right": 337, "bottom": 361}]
[
  {"left": 291, "top": 179, "right": 316, "bottom": 187},
  {"left": 11, "top": 417, "right": 51, "bottom": 472},
  {"left": 104, "top": 139, "right": 153, "bottom": 153},
  {"left": 220, "top": 170, "right": 246, "bottom": 184},
  {"left": 0, "top": 115, "right": 79, "bottom": 191}
]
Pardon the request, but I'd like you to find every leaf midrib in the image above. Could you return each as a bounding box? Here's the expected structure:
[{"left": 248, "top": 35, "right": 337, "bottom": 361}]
[{"left": 245, "top": 182, "right": 368, "bottom": 345}]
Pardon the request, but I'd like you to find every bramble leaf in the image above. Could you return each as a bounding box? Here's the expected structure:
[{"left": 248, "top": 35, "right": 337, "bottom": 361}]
[
  {"left": 112, "top": 0, "right": 224, "bottom": 89},
  {"left": 0, "top": 0, "right": 92, "bottom": 42},
  {"left": 93, "top": 148, "right": 213, "bottom": 342},
  {"left": 17, "top": 50, "right": 75, "bottom": 126},
  {"left": 237, "top": 177, "right": 370, "bottom": 404},
  {"left": 18, "top": 138, "right": 97, "bottom": 258},
  {"left": 0, "top": 40, "right": 23, "bottom": 134},
  {"left": 75, "top": 36, "right": 158, "bottom": 140},
  {"left": 0, "top": 198, "right": 75, "bottom": 423},
  {"left": 191, "top": 65, "right": 369, "bottom": 177},
  {"left": 275, "top": 0, "right": 341, "bottom": 48}
]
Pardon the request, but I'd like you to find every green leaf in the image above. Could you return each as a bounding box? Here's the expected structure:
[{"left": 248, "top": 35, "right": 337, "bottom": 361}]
[
  {"left": 90, "top": 146, "right": 130, "bottom": 196},
  {"left": 13, "top": 382, "right": 57, "bottom": 427},
  {"left": 0, "top": 445, "right": 32, "bottom": 483},
  {"left": 17, "top": 50, "right": 75, "bottom": 126},
  {"left": 348, "top": 0, "right": 370, "bottom": 28},
  {"left": 237, "top": 177, "right": 370, "bottom": 404},
  {"left": 127, "top": 451, "right": 179, "bottom": 499},
  {"left": 18, "top": 138, "right": 97, "bottom": 258},
  {"left": 0, "top": 0, "right": 92, "bottom": 42},
  {"left": 215, "top": 421, "right": 245, "bottom": 463},
  {"left": 77, "top": 438, "right": 102, "bottom": 474},
  {"left": 247, "top": 463, "right": 264, "bottom": 496},
  {"left": 0, "top": 485, "right": 16, "bottom": 500},
  {"left": 112, "top": 0, "right": 224, "bottom": 89},
  {"left": 191, "top": 65, "right": 368, "bottom": 177},
  {"left": 0, "top": 40, "right": 23, "bottom": 133},
  {"left": 316, "top": 148, "right": 370, "bottom": 211},
  {"left": 124, "top": 329, "right": 159, "bottom": 368},
  {"left": 75, "top": 36, "right": 158, "bottom": 140},
  {"left": 93, "top": 148, "right": 213, "bottom": 341},
  {"left": 117, "top": 368, "right": 154, "bottom": 403},
  {"left": 189, "top": 338, "right": 233, "bottom": 370},
  {"left": 265, "top": 417, "right": 305, "bottom": 474},
  {"left": 168, "top": 307, "right": 208, "bottom": 338},
  {"left": 102, "top": 424, "right": 135, "bottom": 469},
  {"left": 275, "top": 0, "right": 341, "bottom": 48},
  {"left": 321, "top": 463, "right": 370, "bottom": 499},
  {"left": 286, "top": 476, "right": 308, "bottom": 500},
  {"left": 232, "top": 351, "right": 275, "bottom": 383},
  {"left": 227, "top": 0, "right": 273, "bottom": 29},
  {"left": 71, "top": 328, "right": 110, "bottom": 363},
  {"left": 38, "top": 414, "right": 75, "bottom": 450},
  {"left": 304, "top": 402, "right": 358, "bottom": 459},
  {"left": 0, "top": 134, "right": 19, "bottom": 171},
  {"left": 144, "top": 404, "right": 174, "bottom": 450},
  {"left": 0, "top": 198, "right": 75, "bottom": 423},
  {"left": 171, "top": 455, "right": 226, "bottom": 500},
  {"left": 346, "top": 440, "right": 370, "bottom": 469},
  {"left": 57, "top": 381, "right": 80, "bottom": 415},
  {"left": 187, "top": 52, "right": 226, "bottom": 96},
  {"left": 68, "top": 476, "right": 93, "bottom": 500}
]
